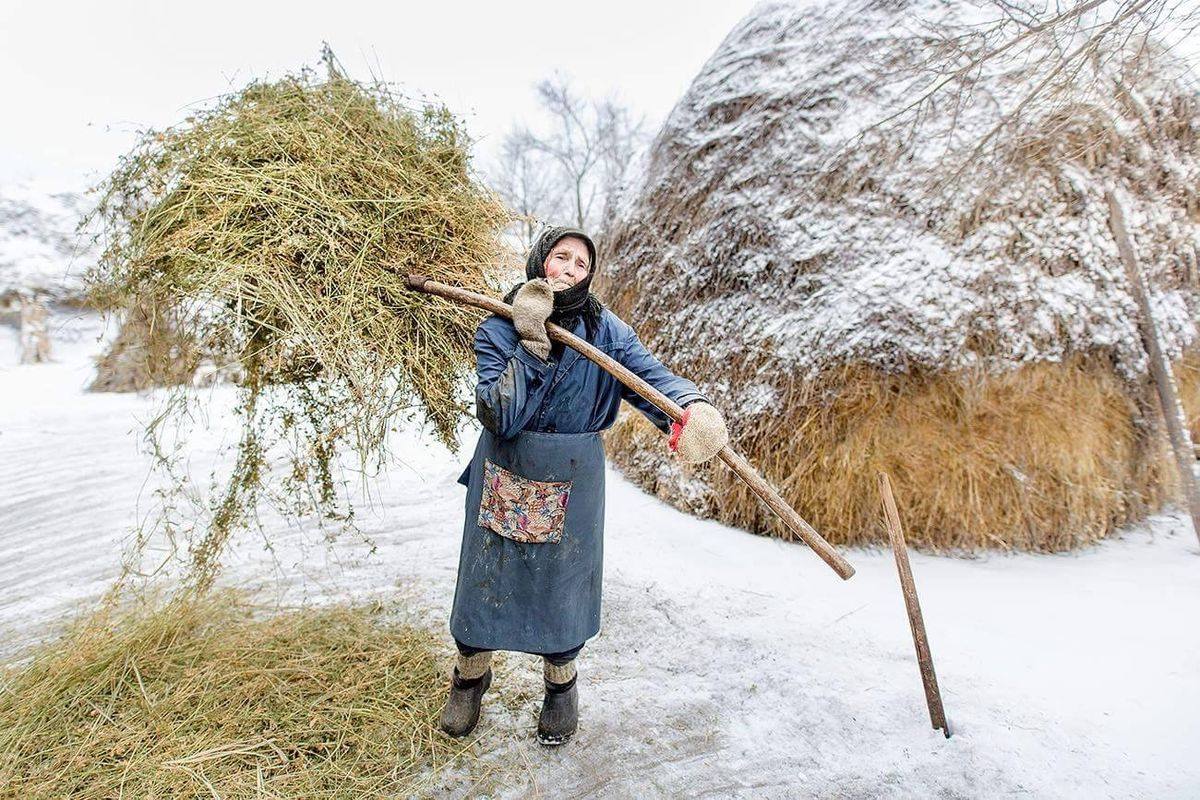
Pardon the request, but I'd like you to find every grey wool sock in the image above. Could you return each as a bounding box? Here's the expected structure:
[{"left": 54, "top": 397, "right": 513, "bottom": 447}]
[
  {"left": 456, "top": 651, "right": 492, "bottom": 681},
  {"left": 543, "top": 658, "right": 577, "bottom": 685}
]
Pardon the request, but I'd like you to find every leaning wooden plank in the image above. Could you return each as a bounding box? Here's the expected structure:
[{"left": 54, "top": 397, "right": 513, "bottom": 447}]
[
  {"left": 1106, "top": 188, "right": 1200, "bottom": 545},
  {"left": 878, "top": 471, "right": 950, "bottom": 737}
]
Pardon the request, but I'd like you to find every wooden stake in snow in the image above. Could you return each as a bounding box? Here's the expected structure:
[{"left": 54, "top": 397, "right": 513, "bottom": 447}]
[
  {"left": 877, "top": 472, "right": 949, "bottom": 738},
  {"left": 19, "top": 294, "right": 52, "bottom": 364},
  {"left": 1105, "top": 188, "right": 1200, "bottom": 545}
]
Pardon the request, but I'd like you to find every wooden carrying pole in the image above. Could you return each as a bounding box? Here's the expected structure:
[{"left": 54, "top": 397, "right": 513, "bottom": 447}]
[
  {"left": 877, "top": 472, "right": 949, "bottom": 737},
  {"left": 1105, "top": 189, "right": 1200, "bottom": 544},
  {"left": 405, "top": 274, "right": 855, "bottom": 580}
]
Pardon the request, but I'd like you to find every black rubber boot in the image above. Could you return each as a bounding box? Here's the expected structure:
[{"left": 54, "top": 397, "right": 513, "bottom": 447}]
[
  {"left": 438, "top": 667, "right": 492, "bottom": 738},
  {"left": 536, "top": 675, "right": 578, "bottom": 746}
]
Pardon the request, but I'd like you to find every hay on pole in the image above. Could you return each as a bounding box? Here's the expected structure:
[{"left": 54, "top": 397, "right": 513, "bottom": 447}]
[
  {"left": 598, "top": 1, "right": 1200, "bottom": 552},
  {"left": 83, "top": 55, "right": 514, "bottom": 589}
]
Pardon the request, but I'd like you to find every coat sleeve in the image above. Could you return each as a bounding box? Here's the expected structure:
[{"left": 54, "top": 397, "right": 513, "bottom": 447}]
[
  {"left": 474, "top": 318, "right": 557, "bottom": 440},
  {"left": 615, "top": 328, "right": 708, "bottom": 434}
]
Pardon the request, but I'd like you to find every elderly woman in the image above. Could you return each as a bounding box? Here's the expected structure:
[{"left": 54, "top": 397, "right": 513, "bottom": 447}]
[{"left": 439, "top": 225, "right": 728, "bottom": 745}]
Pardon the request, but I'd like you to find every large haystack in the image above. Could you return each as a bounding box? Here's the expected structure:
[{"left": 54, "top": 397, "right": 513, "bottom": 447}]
[
  {"left": 86, "top": 299, "right": 222, "bottom": 392},
  {"left": 599, "top": 0, "right": 1200, "bottom": 550}
]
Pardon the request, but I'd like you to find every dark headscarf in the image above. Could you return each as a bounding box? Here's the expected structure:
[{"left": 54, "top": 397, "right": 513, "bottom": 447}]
[{"left": 503, "top": 225, "right": 604, "bottom": 342}]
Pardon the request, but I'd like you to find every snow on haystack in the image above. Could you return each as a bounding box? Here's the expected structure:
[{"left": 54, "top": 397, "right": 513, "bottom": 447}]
[
  {"left": 0, "top": 183, "right": 93, "bottom": 306},
  {"left": 600, "top": 0, "right": 1200, "bottom": 551}
]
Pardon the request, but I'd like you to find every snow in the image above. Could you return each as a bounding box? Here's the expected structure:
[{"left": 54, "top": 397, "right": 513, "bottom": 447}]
[
  {"left": 3, "top": 310, "right": 1199, "bottom": 798},
  {"left": 0, "top": 180, "right": 95, "bottom": 303},
  {"left": 605, "top": 0, "right": 1200, "bottom": 417}
]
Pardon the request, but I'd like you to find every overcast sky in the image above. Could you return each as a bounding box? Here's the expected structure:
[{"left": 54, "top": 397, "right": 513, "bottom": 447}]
[{"left": 0, "top": 0, "right": 758, "bottom": 190}]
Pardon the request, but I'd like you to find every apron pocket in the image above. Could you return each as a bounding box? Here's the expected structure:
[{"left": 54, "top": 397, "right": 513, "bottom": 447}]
[{"left": 478, "top": 458, "right": 572, "bottom": 544}]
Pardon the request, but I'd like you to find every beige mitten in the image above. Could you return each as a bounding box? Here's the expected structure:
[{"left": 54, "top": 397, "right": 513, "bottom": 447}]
[
  {"left": 668, "top": 401, "right": 729, "bottom": 463},
  {"left": 512, "top": 278, "right": 554, "bottom": 360}
]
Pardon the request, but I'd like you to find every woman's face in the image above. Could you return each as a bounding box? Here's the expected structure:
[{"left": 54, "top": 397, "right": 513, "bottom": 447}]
[{"left": 543, "top": 236, "right": 591, "bottom": 290}]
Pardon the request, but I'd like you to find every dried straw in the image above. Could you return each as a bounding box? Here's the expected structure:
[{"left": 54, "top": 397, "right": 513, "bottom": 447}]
[
  {"left": 0, "top": 591, "right": 469, "bottom": 798},
  {"left": 83, "top": 59, "right": 514, "bottom": 589},
  {"left": 606, "top": 354, "right": 1199, "bottom": 551}
]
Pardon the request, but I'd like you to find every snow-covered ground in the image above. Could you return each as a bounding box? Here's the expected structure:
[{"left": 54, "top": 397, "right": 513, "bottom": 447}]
[{"left": 2, "top": 311, "right": 1198, "bottom": 799}]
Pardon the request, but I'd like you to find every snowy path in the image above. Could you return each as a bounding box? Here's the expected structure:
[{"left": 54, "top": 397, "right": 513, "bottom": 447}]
[{"left": 2, "top": 312, "right": 1198, "bottom": 799}]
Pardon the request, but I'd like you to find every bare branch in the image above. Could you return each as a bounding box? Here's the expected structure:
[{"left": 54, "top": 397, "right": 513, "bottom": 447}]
[{"left": 487, "top": 74, "right": 649, "bottom": 238}]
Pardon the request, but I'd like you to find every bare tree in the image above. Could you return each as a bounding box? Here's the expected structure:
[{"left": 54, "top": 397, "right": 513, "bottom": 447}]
[
  {"left": 490, "top": 75, "right": 648, "bottom": 243},
  {"left": 830, "top": 0, "right": 1200, "bottom": 202},
  {"left": 491, "top": 131, "right": 564, "bottom": 249}
]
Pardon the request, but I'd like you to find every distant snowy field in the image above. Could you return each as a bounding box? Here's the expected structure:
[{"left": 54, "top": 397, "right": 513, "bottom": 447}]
[
  {"left": 2, "top": 311, "right": 1198, "bottom": 799},
  {"left": 0, "top": 182, "right": 93, "bottom": 302}
]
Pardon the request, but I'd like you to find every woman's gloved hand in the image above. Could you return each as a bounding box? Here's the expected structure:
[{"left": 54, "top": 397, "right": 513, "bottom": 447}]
[
  {"left": 668, "top": 401, "right": 728, "bottom": 463},
  {"left": 511, "top": 278, "right": 554, "bottom": 360}
]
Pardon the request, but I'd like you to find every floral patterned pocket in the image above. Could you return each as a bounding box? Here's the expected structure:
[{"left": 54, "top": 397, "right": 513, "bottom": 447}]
[{"left": 478, "top": 458, "right": 572, "bottom": 544}]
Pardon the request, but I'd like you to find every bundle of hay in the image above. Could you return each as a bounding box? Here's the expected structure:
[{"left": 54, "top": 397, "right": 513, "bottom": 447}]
[
  {"left": 0, "top": 592, "right": 462, "bottom": 797},
  {"left": 600, "top": 0, "right": 1200, "bottom": 551},
  {"left": 84, "top": 59, "right": 512, "bottom": 586}
]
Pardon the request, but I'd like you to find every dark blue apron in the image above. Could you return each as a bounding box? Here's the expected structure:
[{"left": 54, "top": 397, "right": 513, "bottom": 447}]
[{"left": 449, "top": 427, "right": 606, "bottom": 654}]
